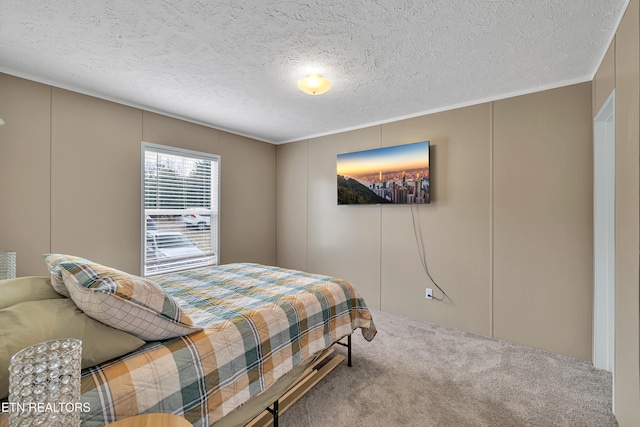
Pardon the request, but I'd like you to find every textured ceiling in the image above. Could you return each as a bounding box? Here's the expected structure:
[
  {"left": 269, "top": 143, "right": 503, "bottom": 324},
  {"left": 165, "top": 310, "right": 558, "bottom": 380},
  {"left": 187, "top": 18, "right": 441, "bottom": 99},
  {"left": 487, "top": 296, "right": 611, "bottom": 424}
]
[{"left": 0, "top": 1, "right": 628, "bottom": 143}]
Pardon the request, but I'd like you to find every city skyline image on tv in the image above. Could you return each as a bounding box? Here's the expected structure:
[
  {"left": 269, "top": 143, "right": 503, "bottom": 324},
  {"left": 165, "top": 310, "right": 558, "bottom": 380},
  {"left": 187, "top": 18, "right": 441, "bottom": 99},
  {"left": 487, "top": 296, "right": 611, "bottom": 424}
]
[{"left": 337, "top": 141, "right": 430, "bottom": 205}]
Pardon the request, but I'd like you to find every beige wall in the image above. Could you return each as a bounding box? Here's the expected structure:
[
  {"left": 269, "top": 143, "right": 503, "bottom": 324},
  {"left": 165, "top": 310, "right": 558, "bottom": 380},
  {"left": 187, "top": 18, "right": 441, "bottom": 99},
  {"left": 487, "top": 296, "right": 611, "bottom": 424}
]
[
  {"left": 277, "top": 82, "right": 594, "bottom": 360},
  {"left": 0, "top": 75, "right": 51, "bottom": 274},
  {"left": 307, "top": 127, "right": 384, "bottom": 310},
  {"left": 51, "top": 89, "right": 143, "bottom": 272},
  {"left": 276, "top": 141, "right": 308, "bottom": 270},
  {"left": 380, "top": 105, "right": 491, "bottom": 335},
  {"left": 0, "top": 74, "right": 277, "bottom": 277},
  {"left": 593, "top": 0, "right": 640, "bottom": 424},
  {"left": 493, "top": 84, "right": 593, "bottom": 358}
]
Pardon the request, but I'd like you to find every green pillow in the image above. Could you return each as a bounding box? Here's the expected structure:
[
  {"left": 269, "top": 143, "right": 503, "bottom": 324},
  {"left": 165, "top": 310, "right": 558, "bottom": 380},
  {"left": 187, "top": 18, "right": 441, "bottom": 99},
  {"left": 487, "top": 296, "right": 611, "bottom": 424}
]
[
  {"left": 0, "top": 299, "right": 146, "bottom": 399},
  {"left": 0, "top": 276, "right": 64, "bottom": 309}
]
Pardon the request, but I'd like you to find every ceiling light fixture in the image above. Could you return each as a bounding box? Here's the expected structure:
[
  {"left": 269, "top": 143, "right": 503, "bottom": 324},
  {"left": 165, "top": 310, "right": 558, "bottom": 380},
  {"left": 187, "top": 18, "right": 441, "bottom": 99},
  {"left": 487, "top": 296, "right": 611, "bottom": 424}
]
[{"left": 297, "top": 74, "right": 331, "bottom": 95}]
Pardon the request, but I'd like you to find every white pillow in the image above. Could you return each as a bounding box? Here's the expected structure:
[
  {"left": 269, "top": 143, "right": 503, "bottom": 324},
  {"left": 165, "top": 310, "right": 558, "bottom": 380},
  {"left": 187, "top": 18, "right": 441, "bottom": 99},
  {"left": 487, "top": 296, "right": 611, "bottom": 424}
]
[
  {"left": 42, "top": 253, "right": 92, "bottom": 297},
  {"left": 59, "top": 261, "right": 201, "bottom": 341}
]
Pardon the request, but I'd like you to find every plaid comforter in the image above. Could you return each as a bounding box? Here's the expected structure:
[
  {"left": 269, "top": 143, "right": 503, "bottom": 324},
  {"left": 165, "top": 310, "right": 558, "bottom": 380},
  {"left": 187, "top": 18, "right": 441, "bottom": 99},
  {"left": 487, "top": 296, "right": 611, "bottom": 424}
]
[{"left": 80, "top": 263, "right": 376, "bottom": 427}]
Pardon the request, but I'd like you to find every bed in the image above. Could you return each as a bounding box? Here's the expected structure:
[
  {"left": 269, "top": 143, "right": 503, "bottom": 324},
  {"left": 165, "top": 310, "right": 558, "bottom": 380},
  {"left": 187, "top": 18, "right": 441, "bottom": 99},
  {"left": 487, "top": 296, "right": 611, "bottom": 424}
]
[{"left": 0, "top": 261, "right": 376, "bottom": 427}]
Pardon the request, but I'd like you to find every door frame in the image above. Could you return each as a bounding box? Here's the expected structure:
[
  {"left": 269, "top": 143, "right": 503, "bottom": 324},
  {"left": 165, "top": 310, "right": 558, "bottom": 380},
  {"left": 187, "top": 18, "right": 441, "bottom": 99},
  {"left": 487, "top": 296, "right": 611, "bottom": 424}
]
[{"left": 593, "top": 89, "right": 616, "bottom": 387}]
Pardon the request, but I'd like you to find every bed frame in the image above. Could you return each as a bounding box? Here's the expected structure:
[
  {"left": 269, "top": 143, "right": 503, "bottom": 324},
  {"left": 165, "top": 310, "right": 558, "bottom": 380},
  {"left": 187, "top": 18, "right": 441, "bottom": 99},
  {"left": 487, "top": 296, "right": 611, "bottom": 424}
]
[{"left": 248, "top": 335, "right": 352, "bottom": 427}]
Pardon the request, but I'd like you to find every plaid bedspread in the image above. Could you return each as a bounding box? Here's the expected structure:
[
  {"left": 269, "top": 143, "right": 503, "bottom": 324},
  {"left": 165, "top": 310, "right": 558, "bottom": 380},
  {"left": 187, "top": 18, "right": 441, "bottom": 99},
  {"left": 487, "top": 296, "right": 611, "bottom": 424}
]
[{"left": 80, "top": 263, "right": 376, "bottom": 427}]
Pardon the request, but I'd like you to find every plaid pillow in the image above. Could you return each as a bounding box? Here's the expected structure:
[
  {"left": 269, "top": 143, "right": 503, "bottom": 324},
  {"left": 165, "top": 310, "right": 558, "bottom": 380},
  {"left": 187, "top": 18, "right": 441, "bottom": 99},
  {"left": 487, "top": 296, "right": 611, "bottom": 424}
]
[
  {"left": 58, "top": 261, "right": 201, "bottom": 341},
  {"left": 42, "top": 253, "right": 93, "bottom": 298}
]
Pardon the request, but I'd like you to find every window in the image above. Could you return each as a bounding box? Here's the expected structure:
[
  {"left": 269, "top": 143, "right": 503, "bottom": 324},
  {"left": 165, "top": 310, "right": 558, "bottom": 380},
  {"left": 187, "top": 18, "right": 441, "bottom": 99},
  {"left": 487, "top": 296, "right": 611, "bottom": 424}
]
[{"left": 142, "top": 142, "right": 219, "bottom": 276}]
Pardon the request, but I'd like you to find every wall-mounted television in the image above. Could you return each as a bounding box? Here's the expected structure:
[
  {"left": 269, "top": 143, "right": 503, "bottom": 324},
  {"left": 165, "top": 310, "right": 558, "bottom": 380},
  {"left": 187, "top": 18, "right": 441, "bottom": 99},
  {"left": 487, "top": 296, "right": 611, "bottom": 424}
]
[{"left": 337, "top": 141, "right": 430, "bottom": 205}]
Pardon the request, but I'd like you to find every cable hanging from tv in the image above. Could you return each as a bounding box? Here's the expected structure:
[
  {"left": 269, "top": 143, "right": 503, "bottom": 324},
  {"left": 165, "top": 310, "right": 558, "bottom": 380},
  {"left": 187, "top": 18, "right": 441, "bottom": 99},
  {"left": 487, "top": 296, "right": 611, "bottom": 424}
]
[{"left": 411, "top": 203, "right": 447, "bottom": 302}]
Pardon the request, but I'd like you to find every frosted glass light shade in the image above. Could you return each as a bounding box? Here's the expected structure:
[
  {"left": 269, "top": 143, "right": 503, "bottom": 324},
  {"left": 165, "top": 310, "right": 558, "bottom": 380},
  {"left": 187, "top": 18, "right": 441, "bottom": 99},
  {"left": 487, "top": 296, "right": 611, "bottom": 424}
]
[
  {"left": 0, "top": 252, "right": 16, "bottom": 280},
  {"left": 297, "top": 74, "right": 331, "bottom": 95},
  {"left": 8, "top": 339, "right": 83, "bottom": 427}
]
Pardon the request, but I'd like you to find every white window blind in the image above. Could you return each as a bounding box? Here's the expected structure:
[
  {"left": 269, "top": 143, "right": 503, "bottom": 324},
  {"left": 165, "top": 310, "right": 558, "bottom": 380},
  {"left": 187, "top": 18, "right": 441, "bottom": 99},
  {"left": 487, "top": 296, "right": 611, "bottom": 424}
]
[{"left": 142, "top": 142, "right": 220, "bottom": 276}]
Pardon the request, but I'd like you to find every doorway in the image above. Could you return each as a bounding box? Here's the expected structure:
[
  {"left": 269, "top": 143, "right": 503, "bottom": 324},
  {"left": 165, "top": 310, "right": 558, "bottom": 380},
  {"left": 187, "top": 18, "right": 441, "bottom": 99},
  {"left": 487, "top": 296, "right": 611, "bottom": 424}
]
[{"left": 593, "top": 90, "right": 615, "bottom": 391}]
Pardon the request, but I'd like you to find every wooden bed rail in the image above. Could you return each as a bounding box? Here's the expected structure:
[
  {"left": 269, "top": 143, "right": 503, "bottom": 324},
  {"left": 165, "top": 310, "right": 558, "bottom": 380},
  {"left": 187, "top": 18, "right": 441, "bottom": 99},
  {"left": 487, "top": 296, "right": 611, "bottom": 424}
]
[{"left": 246, "top": 334, "right": 352, "bottom": 427}]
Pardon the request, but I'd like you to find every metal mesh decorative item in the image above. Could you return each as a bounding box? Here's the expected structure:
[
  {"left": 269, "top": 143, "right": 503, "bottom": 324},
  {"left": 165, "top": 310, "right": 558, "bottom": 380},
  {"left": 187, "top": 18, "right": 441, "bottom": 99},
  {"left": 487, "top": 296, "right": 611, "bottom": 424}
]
[
  {"left": 8, "top": 339, "right": 82, "bottom": 427},
  {"left": 0, "top": 251, "right": 16, "bottom": 280}
]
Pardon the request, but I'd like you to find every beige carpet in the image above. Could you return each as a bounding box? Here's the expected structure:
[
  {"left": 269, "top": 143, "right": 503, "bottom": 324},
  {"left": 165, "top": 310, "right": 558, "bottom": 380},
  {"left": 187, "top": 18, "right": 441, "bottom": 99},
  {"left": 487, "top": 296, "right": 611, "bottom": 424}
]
[{"left": 278, "top": 309, "right": 617, "bottom": 427}]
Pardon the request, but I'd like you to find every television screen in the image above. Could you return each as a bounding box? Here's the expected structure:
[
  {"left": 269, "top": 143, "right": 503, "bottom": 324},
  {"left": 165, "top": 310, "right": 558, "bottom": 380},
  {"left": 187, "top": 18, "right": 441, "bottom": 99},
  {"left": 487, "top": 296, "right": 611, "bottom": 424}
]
[{"left": 337, "top": 141, "right": 430, "bottom": 205}]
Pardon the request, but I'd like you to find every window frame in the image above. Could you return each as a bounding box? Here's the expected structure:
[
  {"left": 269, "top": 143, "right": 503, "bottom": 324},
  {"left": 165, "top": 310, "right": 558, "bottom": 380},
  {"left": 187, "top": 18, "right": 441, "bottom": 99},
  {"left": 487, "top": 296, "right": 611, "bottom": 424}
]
[{"left": 140, "top": 141, "right": 221, "bottom": 277}]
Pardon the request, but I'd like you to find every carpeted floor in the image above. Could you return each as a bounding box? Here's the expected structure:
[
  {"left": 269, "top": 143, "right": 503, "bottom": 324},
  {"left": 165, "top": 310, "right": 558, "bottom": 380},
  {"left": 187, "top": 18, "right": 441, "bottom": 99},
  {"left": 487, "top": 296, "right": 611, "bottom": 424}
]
[{"left": 278, "top": 309, "right": 617, "bottom": 427}]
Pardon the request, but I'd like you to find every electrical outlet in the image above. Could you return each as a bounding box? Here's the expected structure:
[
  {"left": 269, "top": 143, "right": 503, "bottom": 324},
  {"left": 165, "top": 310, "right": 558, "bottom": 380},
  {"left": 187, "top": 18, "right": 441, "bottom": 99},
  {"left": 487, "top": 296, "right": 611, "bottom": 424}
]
[{"left": 426, "top": 288, "right": 433, "bottom": 300}]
